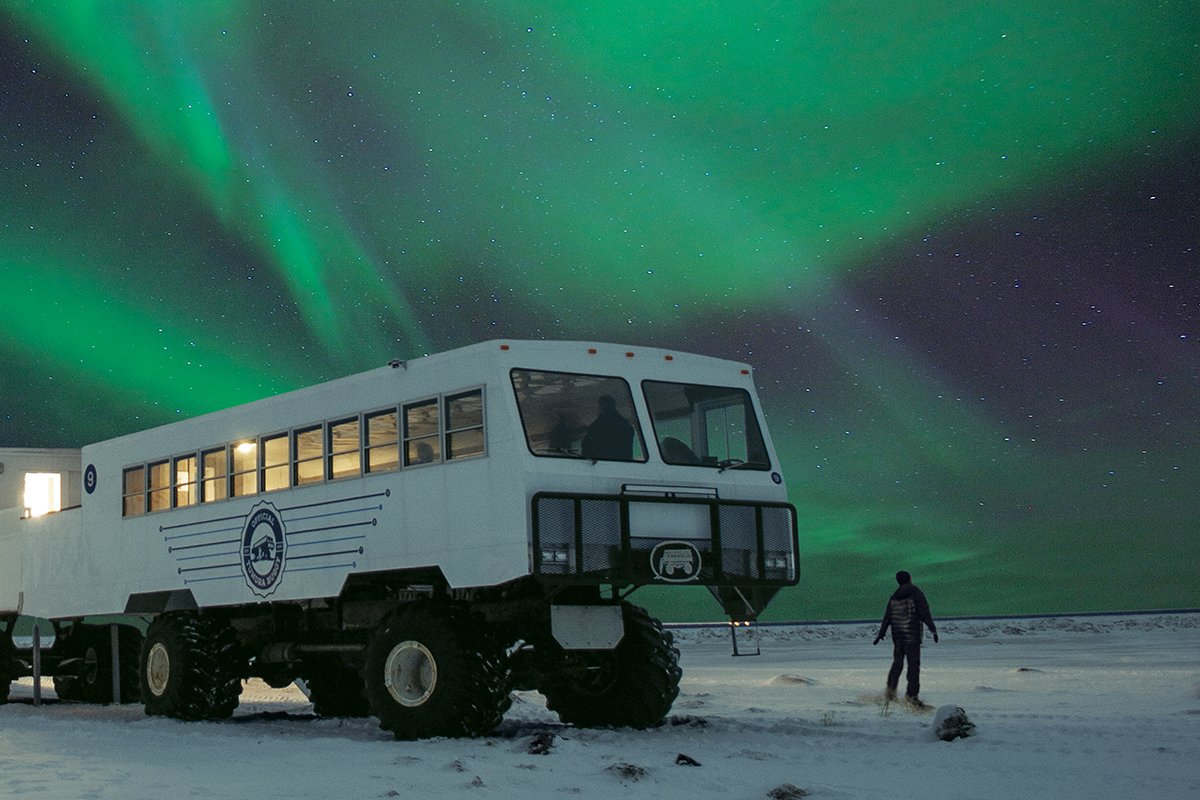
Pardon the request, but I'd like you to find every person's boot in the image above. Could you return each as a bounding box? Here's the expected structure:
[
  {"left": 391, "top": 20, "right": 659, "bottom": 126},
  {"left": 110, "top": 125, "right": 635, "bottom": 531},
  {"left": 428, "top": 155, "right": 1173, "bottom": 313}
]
[{"left": 884, "top": 687, "right": 897, "bottom": 702}]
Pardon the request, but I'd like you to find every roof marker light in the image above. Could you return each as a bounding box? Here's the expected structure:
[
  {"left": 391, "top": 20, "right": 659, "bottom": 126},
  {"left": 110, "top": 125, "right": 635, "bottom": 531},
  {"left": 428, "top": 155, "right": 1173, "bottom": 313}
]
[
  {"left": 587, "top": 348, "right": 598, "bottom": 355},
  {"left": 740, "top": 369, "right": 750, "bottom": 375},
  {"left": 499, "top": 344, "right": 510, "bottom": 351},
  {"left": 625, "top": 351, "right": 635, "bottom": 358},
  {"left": 664, "top": 355, "right": 674, "bottom": 361}
]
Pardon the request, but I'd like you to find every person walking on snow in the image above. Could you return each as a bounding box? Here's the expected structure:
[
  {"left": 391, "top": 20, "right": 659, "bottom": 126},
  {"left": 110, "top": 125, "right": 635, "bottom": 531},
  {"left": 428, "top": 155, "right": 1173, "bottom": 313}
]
[{"left": 873, "top": 570, "right": 938, "bottom": 706}]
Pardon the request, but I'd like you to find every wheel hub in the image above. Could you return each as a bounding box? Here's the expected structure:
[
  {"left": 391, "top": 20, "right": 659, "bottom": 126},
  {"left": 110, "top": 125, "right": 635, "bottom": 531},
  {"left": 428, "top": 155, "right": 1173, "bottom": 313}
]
[
  {"left": 383, "top": 640, "right": 436, "bottom": 707},
  {"left": 145, "top": 642, "right": 171, "bottom": 697}
]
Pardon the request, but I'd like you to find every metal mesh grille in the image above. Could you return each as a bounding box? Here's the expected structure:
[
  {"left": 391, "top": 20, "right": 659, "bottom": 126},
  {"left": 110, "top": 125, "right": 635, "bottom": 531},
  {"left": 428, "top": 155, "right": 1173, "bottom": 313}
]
[
  {"left": 579, "top": 498, "right": 621, "bottom": 573},
  {"left": 718, "top": 505, "right": 760, "bottom": 579},
  {"left": 537, "top": 497, "right": 576, "bottom": 551}
]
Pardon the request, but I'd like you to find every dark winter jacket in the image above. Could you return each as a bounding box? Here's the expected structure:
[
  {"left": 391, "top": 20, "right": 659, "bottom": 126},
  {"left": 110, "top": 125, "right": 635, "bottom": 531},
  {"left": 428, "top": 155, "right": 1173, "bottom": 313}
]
[{"left": 876, "top": 583, "right": 937, "bottom": 645}]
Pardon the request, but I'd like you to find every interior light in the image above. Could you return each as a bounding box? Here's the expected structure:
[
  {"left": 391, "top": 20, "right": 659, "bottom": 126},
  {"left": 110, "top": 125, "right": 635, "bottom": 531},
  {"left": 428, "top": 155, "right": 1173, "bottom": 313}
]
[{"left": 24, "top": 472, "right": 62, "bottom": 518}]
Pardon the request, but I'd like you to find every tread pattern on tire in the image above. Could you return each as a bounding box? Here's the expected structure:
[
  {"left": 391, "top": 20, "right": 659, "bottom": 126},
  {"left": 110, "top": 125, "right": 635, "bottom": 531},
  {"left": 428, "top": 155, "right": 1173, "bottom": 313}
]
[
  {"left": 141, "top": 612, "right": 243, "bottom": 721},
  {"left": 539, "top": 602, "right": 682, "bottom": 729},
  {"left": 362, "top": 602, "right": 512, "bottom": 740}
]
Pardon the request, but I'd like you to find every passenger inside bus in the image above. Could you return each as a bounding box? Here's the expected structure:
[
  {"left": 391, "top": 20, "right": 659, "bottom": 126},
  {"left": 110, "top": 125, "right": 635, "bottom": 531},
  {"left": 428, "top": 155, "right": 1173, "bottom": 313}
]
[{"left": 580, "top": 395, "right": 634, "bottom": 461}]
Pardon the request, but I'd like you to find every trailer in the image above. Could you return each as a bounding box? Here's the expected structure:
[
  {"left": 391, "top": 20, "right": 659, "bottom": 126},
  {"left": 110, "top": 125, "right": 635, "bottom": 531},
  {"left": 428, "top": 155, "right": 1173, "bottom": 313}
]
[{"left": 1, "top": 340, "right": 798, "bottom": 738}]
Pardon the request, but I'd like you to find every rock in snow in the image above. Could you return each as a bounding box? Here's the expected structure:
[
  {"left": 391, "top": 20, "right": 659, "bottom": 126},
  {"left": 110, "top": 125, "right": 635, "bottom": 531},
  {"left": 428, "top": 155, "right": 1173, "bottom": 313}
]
[{"left": 933, "top": 704, "right": 976, "bottom": 741}]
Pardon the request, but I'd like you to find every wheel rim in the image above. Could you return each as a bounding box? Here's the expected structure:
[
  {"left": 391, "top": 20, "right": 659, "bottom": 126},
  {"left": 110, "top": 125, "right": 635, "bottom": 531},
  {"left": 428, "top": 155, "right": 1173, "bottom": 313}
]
[
  {"left": 146, "top": 642, "right": 171, "bottom": 697},
  {"left": 383, "top": 640, "right": 436, "bottom": 707},
  {"left": 82, "top": 646, "right": 99, "bottom": 687}
]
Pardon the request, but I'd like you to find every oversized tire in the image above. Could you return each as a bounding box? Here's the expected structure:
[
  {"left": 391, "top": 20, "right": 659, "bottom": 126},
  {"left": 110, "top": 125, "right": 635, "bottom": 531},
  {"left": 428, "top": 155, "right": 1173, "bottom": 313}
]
[
  {"left": 140, "top": 613, "right": 244, "bottom": 720},
  {"left": 304, "top": 659, "right": 370, "bottom": 718},
  {"left": 539, "top": 603, "right": 681, "bottom": 729},
  {"left": 362, "top": 603, "right": 511, "bottom": 739},
  {"left": 54, "top": 624, "right": 143, "bottom": 704}
]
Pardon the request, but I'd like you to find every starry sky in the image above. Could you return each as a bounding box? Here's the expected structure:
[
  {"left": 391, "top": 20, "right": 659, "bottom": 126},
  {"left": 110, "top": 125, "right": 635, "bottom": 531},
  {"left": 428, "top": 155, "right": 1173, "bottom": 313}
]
[{"left": 1, "top": 2, "right": 1196, "bottom": 621}]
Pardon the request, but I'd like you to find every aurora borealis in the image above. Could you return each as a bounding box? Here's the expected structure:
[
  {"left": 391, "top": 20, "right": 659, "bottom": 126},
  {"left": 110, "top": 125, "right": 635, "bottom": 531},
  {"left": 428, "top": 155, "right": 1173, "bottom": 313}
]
[{"left": 1, "top": 2, "right": 1196, "bottom": 620}]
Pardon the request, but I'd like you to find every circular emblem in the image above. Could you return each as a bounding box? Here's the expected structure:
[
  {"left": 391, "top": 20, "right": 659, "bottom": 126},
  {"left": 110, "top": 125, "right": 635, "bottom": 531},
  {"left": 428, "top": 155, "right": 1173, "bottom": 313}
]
[
  {"left": 771, "top": 472, "right": 782, "bottom": 485},
  {"left": 241, "top": 501, "right": 287, "bottom": 597},
  {"left": 84, "top": 464, "right": 98, "bottom": 495},
  {"left": 650, "top": 540, "right": 702, "bottom": 583}
]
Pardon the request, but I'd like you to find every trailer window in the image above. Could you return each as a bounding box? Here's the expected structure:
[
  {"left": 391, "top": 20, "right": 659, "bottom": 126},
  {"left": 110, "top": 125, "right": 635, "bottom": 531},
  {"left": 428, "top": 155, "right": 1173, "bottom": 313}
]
[
  {"left": 294, "top": 425, "right": 325, "bottom": 485},
  {"left": 232, "top": 440, "right": 258, "bottom": 496},
  {"left": 329, "top": 417, "right": 362, "bottom": 479},
  {"left": 202, "top": 447, "right": 228, "bottom": 502},
  {"left": 148, "top": 460, "right": 171, "bottom": 512},
  {"left": 365, "top": 409, "right": 399, "bottom": 472},
  {"left": 174, "top": 454, "right": 198, "bottom": 508},
  {"left": 511, "top": 369, "right": 646, "bottom": 462},
  {"left": 122, "top": 467, "right": 145, "bottom": 517},
  {"left": 642, "top": 381, "right": 770, "bottom": 470},
  {"left": 404, "top": 399, "right": 440, "bottom": 465},
  {"left": 445, "top": 389, "right": 485, "bottom": 460}
]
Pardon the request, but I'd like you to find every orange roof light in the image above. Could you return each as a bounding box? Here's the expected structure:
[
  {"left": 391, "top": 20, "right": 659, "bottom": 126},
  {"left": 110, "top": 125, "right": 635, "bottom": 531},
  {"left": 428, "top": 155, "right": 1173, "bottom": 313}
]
[
  {"left": 625, "top": 351, "right": 635, "bottom": 358},
  {"left": 587, "top": 348, "right": 598, "bottom": 355},
  {"left": 499, "top": 344, "right": 510, "bottom": 351}
]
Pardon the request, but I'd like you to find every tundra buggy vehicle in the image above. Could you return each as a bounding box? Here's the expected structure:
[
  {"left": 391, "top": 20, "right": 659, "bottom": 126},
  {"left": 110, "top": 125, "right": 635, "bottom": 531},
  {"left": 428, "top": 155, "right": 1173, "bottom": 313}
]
[{"left": 1, "top": 340, "right": 798, "bottom": 738}]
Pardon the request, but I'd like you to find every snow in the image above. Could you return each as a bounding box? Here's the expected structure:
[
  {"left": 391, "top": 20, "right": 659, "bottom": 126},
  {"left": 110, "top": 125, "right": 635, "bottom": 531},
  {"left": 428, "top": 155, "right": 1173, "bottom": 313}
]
[{"left": 2, "top": 613, "right": 1198, "bottom": 799}]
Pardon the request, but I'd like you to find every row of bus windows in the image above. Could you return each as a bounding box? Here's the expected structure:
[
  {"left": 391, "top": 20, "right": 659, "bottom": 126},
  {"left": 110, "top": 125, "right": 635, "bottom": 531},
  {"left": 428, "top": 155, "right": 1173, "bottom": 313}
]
[{"left": 121, "top": 389, "right": 485, "bottom": 517}]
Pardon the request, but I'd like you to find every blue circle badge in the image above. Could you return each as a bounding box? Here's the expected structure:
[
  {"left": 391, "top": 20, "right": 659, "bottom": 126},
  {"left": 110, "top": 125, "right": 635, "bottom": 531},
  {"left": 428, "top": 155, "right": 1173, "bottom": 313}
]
[
  {"left": 84, "top": 464, "right": 98, "bottom": 495},
  {"left": 241, "top": 501, "right": 287, "bottom": 597}
]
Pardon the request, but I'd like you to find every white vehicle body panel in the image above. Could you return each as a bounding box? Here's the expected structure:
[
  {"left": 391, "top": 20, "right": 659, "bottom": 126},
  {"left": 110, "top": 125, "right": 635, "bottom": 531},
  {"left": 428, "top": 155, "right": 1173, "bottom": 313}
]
[{"left": 1, "top": 340, "right": 791, "bottom": 621}]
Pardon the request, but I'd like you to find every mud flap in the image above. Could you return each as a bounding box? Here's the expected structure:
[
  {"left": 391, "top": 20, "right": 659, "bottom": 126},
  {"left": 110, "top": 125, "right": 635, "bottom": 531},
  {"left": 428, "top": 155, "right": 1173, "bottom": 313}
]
[{"left": 550, "top": 605, "right": 624, "bottom": 650}]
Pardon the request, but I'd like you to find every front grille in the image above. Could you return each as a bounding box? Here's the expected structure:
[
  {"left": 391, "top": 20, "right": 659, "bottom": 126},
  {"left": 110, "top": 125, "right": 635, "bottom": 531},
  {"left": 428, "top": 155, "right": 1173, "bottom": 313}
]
[{"left": 531, "top": 491, "right": 798, "bottom": 586}]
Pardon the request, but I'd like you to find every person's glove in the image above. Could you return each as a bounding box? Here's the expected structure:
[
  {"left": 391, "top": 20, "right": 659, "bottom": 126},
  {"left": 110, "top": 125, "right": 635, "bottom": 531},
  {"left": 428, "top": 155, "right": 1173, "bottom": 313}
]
[
  {"left": 933, "top": 632, "right": 939, "bottom": 643},
  {"left": 872, "top": 636, "right": 881, "bottom": 645}
]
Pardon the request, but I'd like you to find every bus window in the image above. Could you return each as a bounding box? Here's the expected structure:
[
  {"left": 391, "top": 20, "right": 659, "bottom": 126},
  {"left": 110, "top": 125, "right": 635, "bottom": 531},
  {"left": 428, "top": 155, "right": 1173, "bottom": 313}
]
[
  {"left": 202, "top": 447, "right": 228, "bottom": 502},
  {"left": 643, "top": 381, "right": 770, "bottom": 470},
  {"left": 262, "top": 434, "right": 290, "bottom": 492},
  {"left": 403, "top": 399, "right": 440, "bottom": 465},
  {"left": 123, "top": 466, "right": 145, "bottom": 517},
  {"left": 294, "top": 425, "right": 325, "bottom": 485},
  {"left": 232, "top": 440, "right": 258, "bottom": 496},
  {"left": 366, "top": 409, "right": 399, "bottom": 472},
  {"left": 174, "top": 454, "right": 198, "bottom": 508},
  {"left": 510, "top": 369, "right": 646, "bottom": 462},
  {"left": 148, "top": 461, "right": 171, "bottom": 512},
  {"left": 329, "top": 417, "right": 362, "bottom": 479},
  {"left": 445, "top": 389, "right": 485, "bottom": 460}
]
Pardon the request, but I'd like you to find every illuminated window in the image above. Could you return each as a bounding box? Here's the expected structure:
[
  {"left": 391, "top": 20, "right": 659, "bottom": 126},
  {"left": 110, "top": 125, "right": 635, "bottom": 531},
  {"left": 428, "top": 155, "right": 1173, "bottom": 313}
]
[
  {"left": 329, "top": 417, "right": 361, "bottom": 479},
  {"left": 294, "top": 425, "right": 325, "bottom": 486},
  {"left": 231, "top": 440, "right": 258, "bottom": 497},
  {"left": 24, "top": 472, "right": 62, "bottom": 518},
  {"left": 148, "top": 461, "right": 171, "bottom": 512},
  {"left": 404, "top": 398, "right": 440, "bottom": 465},
  {"left": 174, "top": 454, "right": 197, "bottom": 508},
  {"left": 365, "top": 409, "right": 399, "bottom": 473},
  {"left": 202, "top": 447, "right": 228, "bottom": 503},
  {"left": 122, "top": 467, "right": 145, "bottom": 517},
  {"left": 445, "top": 389, "right": 485, "bottom": 460},
  {"left": 262, "top": 433, "right": 290, "bottom": 492}
]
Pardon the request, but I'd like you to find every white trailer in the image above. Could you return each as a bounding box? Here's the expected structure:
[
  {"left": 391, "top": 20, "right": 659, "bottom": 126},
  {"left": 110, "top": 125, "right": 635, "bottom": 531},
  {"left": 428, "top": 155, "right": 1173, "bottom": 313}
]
[{"left": 1, "top": 339, "right": 798, "bottom": 738}]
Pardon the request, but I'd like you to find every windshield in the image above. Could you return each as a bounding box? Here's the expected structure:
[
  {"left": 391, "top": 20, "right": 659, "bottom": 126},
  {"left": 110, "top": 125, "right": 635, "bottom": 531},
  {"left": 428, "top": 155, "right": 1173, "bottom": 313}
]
[
  {"left": 511, "top": 369, "right": 647, "bottom": 462},
  {"left": 642, "top": 381, "right": 770, "bottom": 470}
]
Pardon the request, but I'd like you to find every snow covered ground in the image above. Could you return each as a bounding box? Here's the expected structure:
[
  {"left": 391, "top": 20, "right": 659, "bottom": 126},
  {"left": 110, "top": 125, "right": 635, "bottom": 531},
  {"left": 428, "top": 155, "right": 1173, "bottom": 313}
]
[{"left": 2, "top": 613, "right": 1197, "bottom": 800}]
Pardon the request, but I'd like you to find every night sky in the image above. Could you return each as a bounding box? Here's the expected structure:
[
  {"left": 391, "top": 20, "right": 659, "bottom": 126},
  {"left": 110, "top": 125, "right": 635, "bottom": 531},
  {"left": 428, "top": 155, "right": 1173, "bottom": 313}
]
[{"left": 1, "top": 2, "right": 1196, "bottom": 621}]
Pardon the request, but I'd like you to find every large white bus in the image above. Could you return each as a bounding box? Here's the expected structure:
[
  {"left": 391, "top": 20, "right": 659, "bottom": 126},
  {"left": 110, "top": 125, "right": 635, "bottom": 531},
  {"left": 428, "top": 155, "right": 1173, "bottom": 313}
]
[{"left": 1, "top": 339, "right": 798, "bottom": 738}]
